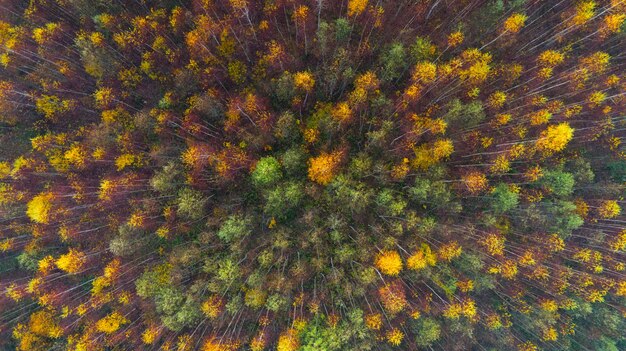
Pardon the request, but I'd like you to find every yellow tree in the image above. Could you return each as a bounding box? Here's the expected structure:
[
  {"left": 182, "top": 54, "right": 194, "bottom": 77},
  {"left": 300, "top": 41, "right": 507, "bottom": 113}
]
[
  {"left": 375, "top": 250, "right": 403, "bottom": 276},
  {"left": 56, "top": 249, "right": 86, "bottom": 274},
  {"left": 26, "top": 192, "right": 54, "bottom": 224},
  {"left": 535, "top": 123, "right": 574, "bottom": 153},
  {"left": 308, "top": 151, "right": 343, "bottom": 185}
]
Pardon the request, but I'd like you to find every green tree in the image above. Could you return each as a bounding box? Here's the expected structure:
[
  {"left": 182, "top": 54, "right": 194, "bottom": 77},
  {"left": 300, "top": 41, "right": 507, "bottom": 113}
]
[
  {"left": 410, "top": 36, "right": 436, "bottom": 62},
  {"left": 274, "top": 112, "right": 300, "bottom": 142},
  {"left": 443, "top": 99, "right": 485, "bottom": 129},
  {"left": 177, "top": 188, "right": 208, "bottom": 220},
  {"left": 109, "top": 224, "right": 145, "bottom": 257},
  {"left": 264, "top": 182, "right": 304, "bottom": 219},
  {"left": 411, "top": 317, "right": 441, "bottom": 347},
  {"left": 541, "top": 170, "right": 575, "bottom": 197},
  {"left": 489, "top": 183, "right": 519, "bottom": 214},
  {"left": 217, "top": 215, "right": 252, "bottom": 242},
  {"left": 251, "top": 156, "right": 282, "bottom": 186},
  {"left": 380, "top": 43, "right": 407, "bottom": 82},
  {"left": 281, "top": 147, "right": 308, "bottom": 176}
]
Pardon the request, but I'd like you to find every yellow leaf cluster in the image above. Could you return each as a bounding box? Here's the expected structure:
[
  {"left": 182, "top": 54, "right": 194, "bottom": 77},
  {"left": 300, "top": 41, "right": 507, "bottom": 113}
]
[
  {"left": 64, "top": 144, "right": 87, "bottom": 168},
  {"left": 348, "top": 0, "right": 368, "bottom": 17},
  {"left": 535, "top": 122, "right": 574, "bottom": 153},
  {"left": 202, "top": 295, "right": 224, "bottom": 318},
  {"left": 379, "top": 282, "right": 407, "bottom": 314},
  {"left": 292, "top": 5, "right": 309, "bottom": 24},
  {"left": 598, "top": 200, "right": 620, "bottom": 218},
  {"left": 538, "top": 50, "right": 564, "bottom": 67},
  {"left": 443, "top": 299, "right": 476, "bottom": 319},
  {"left": 349, "top": 71, "right": 379, "bottom": 104},
  {"left": 503, "top": 13, "right": 527, "bottom": 33},
  {"left": 604, "top": 13, "right": 626, "bottom": 33},
  {"left": 518, "top": 341, "right": 538, "bottom": 351},
  {"left": 487, "top": 91, "right": 507, "bottom": 108},
  {"left": 28, "top": 310, "right": 63, "bottom": 338},
  {"left": 463, "top": 172, "right": 488, "bottom": 193},
  {"left": 500, "top": 260, "right": 518, "bottom": 279},
  {"left": 609, "top": 230, "right": 626, "bottom": 251},
  {"left": 56, "top": 249, "right": 86, "bottom": 274},
  {"left": 375, "top": 250, "right": 403, "bottom": 276},
  {"left": 438, "top": 241, "right": 462, "bottom": 261},
  {"left": 38, "top": 255, "right": 55, "bottom": 274},
  {"left": 529, "top": 109, "right": 552, "bottom": 125},
  {"left": 142, "top": 325, "right": 160, "bottom": 344},
  {"left": 0, "top": 22, "right": 22, "bottom": 67},
  {"left": 490, "top": 154, "right": 510, "bottom": 174},
  {"left": 229, "top": 0, "right": 248, "bottom": 10},
  {"left": 35, "top": 95, "right": 72, "bottom": 121},
  {"left": 203, "top": 337, "right": 240, "bottom": 351},
  {"left": 385, "top": 328, "right": 404, "bottom": 346},
  {"left": 27, "top": 192, "right": 54, "bottom": 224},
  {"left": 95, "top": 311, "right": 128, "bottom": 334},
  {"left": 447, "top": 31, "right": 464, "bottom": 47},
  {"left": 99, "top": 179, "right": 114, "bottom": 201},
  {"left": 365, "top": 313, "right": 382, "bottom": 330},
  {"left": 587, "top": 91, "right": 606, "bottom": 107},
  {"left": 459, "top": 49, "right": 491, "bottom": 85},
  {"left": 572, "top": 1, "right": 596, "bottom": 26},
  {"left": 580, "top": 52, "right": 610, "bottom": 74},
  {"left": 616, "top": 281, "right": 626, "bottom": 296},
  {"left": 412, "top": 61, "right": 437, "bottom": 83},
  {"left": 94, "top": 87, "right": 114, "bottom": 108},
  {"left": 308, "top": 151, "right": 342, "bottom": 185},
  {"left": 407, "top": 243, "right": 437, "bottom": 270},
  {"left": 276, "top": 329, "right": 299, "bottom": 351},
  {"left": 32, "top": 23, "right": 59, "bottom": 45},
  {"left": 543, "top": 327, "right": 558, "bottom": 341},
  {"left": 115, "top": 153, "right": 142, "bottom": 171},
  {"left": 293, "top": 71, "right": 315, "bottom": 92},
  {"left": 412, "top": 139, "right": 454, "bottom": 170}
]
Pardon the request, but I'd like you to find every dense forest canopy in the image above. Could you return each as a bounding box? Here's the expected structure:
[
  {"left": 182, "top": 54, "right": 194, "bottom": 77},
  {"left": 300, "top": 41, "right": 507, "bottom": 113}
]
[{"left": 1, "top": 0, "right": 626, "bottom": 350}]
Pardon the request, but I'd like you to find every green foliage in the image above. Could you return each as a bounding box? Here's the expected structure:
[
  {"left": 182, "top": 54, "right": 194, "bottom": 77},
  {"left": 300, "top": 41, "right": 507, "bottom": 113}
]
[
  {"left": 135, "top": 264, "right": 200, "bottom": 331},
  {"left": 217, "top": 215, "right": 252, "bottom": 242},
  {"left": 410, "top": 36, "right": 436, "bottom": 61},
  {"left": 17, "top": 251, "right": 40, "bottom": 271},
  {"left": 275, "top": 112, "right": 300, "bottom": 142},
  {"left": 489, "top": 183, "right": 519, "bottom": 214},
  {"left": 607, "top": 161, "right": 626, "bottom": 182},
  {"left": 443, "top": 99, "right": 486, "bottom": 129},
  {"left": 176, "top": 188, "right": 208, "bottom": 220},
  {"left": 567, "top": 158, "right": 594, "bottom": 184},
  {"left": 109, "top": 223, "right": 145, "bottom": 257},
  {"left": 541, "top": 170, "right": 575, "bottom": 197},
  {"left": 349, "top": 153, "right": 373, "bottom": 179},
  {"left": 252, "top": 156, "right": 283, "bottom": 186},
  {"left": 264, "top": 182, "right": 304, "bottom": 219},
  {"left": 335, "top": 18, "right": 351, "bottom": 42},
  {"left": 327, "top": 175, "right": 374, "bottom": 215},
  {"left": 281, "top": 147, "right": 307, "bottom": 176},
  {"left": 265, "top": 294, "right": 288, "bottom": 312},
  {"left": 274, "top": 73, "right": 295, "bottom": 104},
  {"left": 299, "top": 310, "right": 373, "bottom": 351},
  {"left": 545, "top": 200, "right": 584, "bottom": 235},
  {"left": 375, "top": 189, "right": 408, "bottom": 216},
  {"left": 409, "top": 177, "right": 457, "bottom": 211},
  {"left": 411, "top": 317, "right": 441, "bottom": 347},
  {"left": 379, "top": 43, "right": 407, "bottom": 82}
]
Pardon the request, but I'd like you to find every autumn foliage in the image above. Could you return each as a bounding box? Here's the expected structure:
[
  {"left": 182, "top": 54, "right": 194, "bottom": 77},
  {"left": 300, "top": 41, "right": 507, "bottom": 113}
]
[{"left": 0, "top": 0, "right": 625, "bottom": 350}]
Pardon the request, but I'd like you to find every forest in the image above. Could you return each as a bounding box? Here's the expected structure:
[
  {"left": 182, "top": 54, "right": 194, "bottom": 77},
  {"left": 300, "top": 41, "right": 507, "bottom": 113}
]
[{"left": 0, "top": 0, "right": 626, "bottom": 350}]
